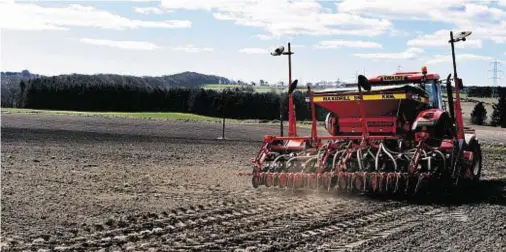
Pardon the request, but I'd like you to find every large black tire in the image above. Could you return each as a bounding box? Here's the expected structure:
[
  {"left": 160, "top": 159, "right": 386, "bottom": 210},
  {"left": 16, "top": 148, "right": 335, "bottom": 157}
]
[
  {"left": 252, "top": 172, "right": 260, "bottom": 188},
  {"left": 427, "top": 112, "right": 454, "bottom": 148},
  {"left": 467, "top": 139, "right": 482, "bottom": 182}
]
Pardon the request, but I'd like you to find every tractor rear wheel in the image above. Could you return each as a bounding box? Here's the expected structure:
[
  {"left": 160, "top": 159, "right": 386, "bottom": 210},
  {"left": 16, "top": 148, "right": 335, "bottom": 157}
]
[{"left": 252, "top": 176, "right": 260, "bottom": 188}]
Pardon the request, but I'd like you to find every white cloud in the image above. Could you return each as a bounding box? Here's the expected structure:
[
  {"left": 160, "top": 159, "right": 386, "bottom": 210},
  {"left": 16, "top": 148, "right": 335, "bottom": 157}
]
[
  {"left": 134, "top": 7, "right": 168, "bottom": 14},
  {"left": 426, "top": 54, "right": 493, "bottom": 64},
  {"left": 291, "top": 44, "right": 305, "bottom": 48},
  {"left": 353, "top": 47, "right": 424, "bottom": 60},
  {"left": 80, "top": 38, "right": 161, "bottom": 50},
  {"left": 172, "top": 45, "right": 213, "bottom": 53},
  {"left": 337, "top": 0, "right": 506, "bottom": 21},
  {"left": 408, "top": 29, "right": 483, "bottom": 48},
  {"left": 238, "top": 48, "right": 268, "bottom": 54},
  {"left": 338, "top": 0, "right": 463, "bottom": 20},
  {"left": 314, "top": 40, "right": 382, "bottom": 49},
  {"left": 465, "top": 23, "right": 506, "bottom": 44},
  {"left": 254, "top": 34, "right": 273, "bottom": 40},
  {"left": 0, "top": 1, "right": 191, "bottom": 31},
  {"left": 389, "top": 28, "right": 410, "bottom": 37},
  {"left": 160, "top": 0, "right": 392, "bottom": 37},
  {"left": 160, "top": 0, "right": 232, "bottom": 10},
  {"left": 337, "top": 0, "right": 506, "bottom": 44}
]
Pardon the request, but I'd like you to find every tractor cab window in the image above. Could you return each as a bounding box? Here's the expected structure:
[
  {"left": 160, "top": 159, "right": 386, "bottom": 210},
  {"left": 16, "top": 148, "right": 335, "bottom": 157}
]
[{"left": 423, "top": 80, "right": 442, "bottom": 109}]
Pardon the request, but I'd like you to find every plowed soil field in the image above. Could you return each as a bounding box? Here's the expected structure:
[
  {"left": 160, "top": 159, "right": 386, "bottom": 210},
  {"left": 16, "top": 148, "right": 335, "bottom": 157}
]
[{"left": 2, "top": 113, "right": 505, "bottom": 251}]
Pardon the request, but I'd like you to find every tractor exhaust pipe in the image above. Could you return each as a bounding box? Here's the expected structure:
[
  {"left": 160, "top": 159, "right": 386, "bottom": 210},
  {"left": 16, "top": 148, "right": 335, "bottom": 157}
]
[
  {"left": 445, "top": 73, "right": 455, "bottom": 123},
  {"left": 357, "top": 75, "right": 372, "bottom": 140}
]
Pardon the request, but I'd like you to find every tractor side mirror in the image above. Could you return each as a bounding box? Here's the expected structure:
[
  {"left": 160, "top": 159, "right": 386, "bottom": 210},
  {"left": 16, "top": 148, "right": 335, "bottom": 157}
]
[
  {"left": 457, "top": 78, "right": 464, "bottom": 89},
  {"left": 357, "top": 75, "right": 371, "bottom": 92},
  {"left": 288, "top": 79, "right": 298, "bottom": 94},
  {"left": 445, "top": 74, "right": 452, "bottom": 91}
]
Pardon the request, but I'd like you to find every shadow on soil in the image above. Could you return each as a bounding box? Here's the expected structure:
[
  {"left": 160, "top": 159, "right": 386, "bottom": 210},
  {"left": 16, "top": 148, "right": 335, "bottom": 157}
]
[
  {"left": 1, "top": 127, "right": 264, "bottom": 144},
  {"left": 359, "top": 178, "right": 506, "bottom": 206},
  {"left": 277, "top": 178, "right": 506, "bottom": 207}
]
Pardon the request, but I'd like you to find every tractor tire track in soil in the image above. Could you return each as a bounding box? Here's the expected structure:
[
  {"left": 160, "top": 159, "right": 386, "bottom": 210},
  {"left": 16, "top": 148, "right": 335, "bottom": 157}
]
[
  {"left": 1, "top": 114, "right": 505, "bottom": 251},
  {"left": 357, "top": 205, "right": 506, "bottom": 252},
  {"left": 14, "top": 194, "right": 323, "bottom": 251}
]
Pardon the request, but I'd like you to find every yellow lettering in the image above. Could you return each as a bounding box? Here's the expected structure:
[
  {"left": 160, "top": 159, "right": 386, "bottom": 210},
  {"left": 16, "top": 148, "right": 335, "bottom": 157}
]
[
  {"left": 313, "top": 93, "right": 410, "bottom": 102},
  {"left": 322, "top": 96, "right": 351, "bottom": 101},
  {"left": 381, "top": 94, "right": 395, "bottom": 99}
]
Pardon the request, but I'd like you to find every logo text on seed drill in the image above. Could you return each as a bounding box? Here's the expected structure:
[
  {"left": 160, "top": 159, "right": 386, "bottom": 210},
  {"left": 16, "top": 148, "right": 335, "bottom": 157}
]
[
  {"left": 321, "top": 94, "right": 398, "bottom": 101},
  {"left": 323, "top": 96, "right": 358, "bottom": 101}
]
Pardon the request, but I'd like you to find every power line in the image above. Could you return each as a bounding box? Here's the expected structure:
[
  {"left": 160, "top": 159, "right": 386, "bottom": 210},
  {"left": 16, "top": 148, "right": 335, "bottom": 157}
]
[{"left": 489, "top": 59, "right": 503, "bottom": 98}]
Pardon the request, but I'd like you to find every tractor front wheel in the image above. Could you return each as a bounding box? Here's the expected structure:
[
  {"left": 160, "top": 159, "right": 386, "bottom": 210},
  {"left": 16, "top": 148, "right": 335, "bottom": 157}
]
[
  {"left": 468, "top": 139, "right": 482, "bottom": 182},
  {"left": 252, "top": 173, "right": 261, "bottom": 188}
]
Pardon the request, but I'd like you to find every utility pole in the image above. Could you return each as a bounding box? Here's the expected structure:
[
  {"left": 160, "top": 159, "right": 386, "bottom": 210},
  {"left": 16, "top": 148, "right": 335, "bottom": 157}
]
[
  {"left": 217, "top": 91, "right": 227, "bottom": 140},
  {"left": 397, "top": 65, "right": 402, "bottom": 72},
  {"left": 489, "top": 59, "right": 503, "bottom": 98}
]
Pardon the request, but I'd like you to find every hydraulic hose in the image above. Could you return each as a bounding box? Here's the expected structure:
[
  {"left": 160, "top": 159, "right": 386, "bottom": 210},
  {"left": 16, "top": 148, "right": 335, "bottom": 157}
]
[
  {"left": 357, "top": 148, "right": 363, "bottom": 171},
  {"left": 381, "top": 143, "right": 398, "bottom": 171},
  {"left": 332, "top": 149, "right": 347, "bottom": 170},
  {"left": 286, "top": 155, "right": 316, "bottom": 171},
  {"left": 375, "top": 142, "right": 384, "bottom": 171},
  {"left": 303, "top": 157, "right": 318, "bottom": 172},
  {"left": 430, "top": 149, "right": 446, "bottom": 173}
]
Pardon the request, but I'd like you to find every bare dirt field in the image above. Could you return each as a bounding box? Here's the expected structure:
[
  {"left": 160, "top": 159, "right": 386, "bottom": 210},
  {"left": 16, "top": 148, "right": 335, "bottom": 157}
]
[{"left": 1, "top": 113, "right": 506, "bottom": 252}]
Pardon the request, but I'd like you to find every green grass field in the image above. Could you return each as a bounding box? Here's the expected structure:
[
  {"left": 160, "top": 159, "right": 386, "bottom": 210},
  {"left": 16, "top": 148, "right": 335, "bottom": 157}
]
[
  {"left": 4, "top": 91, "right": 496, "bottom": 127},
  {"left": 1, "top": 108, "right": 322, "bottom": 129},
  {"left": 2, "top": 108, "right": 228, "bottom": 122}
]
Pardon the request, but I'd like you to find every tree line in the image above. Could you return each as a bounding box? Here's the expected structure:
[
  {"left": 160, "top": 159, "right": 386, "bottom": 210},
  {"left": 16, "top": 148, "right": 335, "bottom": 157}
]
[
  {"left": 3, "top": 71, "right": 505, "bottom": 126},
  {"left": 464, "top": 86, "right": 500, "bottom": 97},
  {"left": 16, "top": 75, "right": 328, "bottom": 121},
  {"left": 470, "top": 87, "right": 506, "bottom": 128},
  {"left": 1, "top": 71, "right": 230, "bottom": 107},
  {"left": 1, "top": 70, "right": 41, "bottom": 107}
]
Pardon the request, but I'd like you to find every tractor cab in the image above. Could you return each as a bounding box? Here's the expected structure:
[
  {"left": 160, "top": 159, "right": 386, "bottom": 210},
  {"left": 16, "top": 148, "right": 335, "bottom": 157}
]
[
  {"left": 365, "top": 66, "right": 442, "bottom": 109},
  {"left": 424, "top": 78, "right": 444, "bottom": 110}
]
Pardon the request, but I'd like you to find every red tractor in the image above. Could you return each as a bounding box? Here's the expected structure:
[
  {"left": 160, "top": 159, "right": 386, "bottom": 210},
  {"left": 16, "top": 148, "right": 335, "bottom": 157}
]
[{"left": 244, "top": 31, "right": 482, "bottom": 196}]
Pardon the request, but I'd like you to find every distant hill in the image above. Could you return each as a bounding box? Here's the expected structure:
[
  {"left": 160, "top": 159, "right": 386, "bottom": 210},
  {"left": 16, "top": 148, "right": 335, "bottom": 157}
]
[
  {"left": 158, "top": 71, "right": 231, "bottom": 88},
  {"left": 23, "top": 71, "right": 231, "bottom": 89},
  {"left": 1, "top": 70, "right": 231, "bottom": 107}
]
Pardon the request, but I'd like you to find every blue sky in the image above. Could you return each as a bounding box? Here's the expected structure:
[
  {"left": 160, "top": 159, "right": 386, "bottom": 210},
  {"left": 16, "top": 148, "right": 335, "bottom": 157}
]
[{"left": 1, "top": 0, "right": 505, "bottom": 86}]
